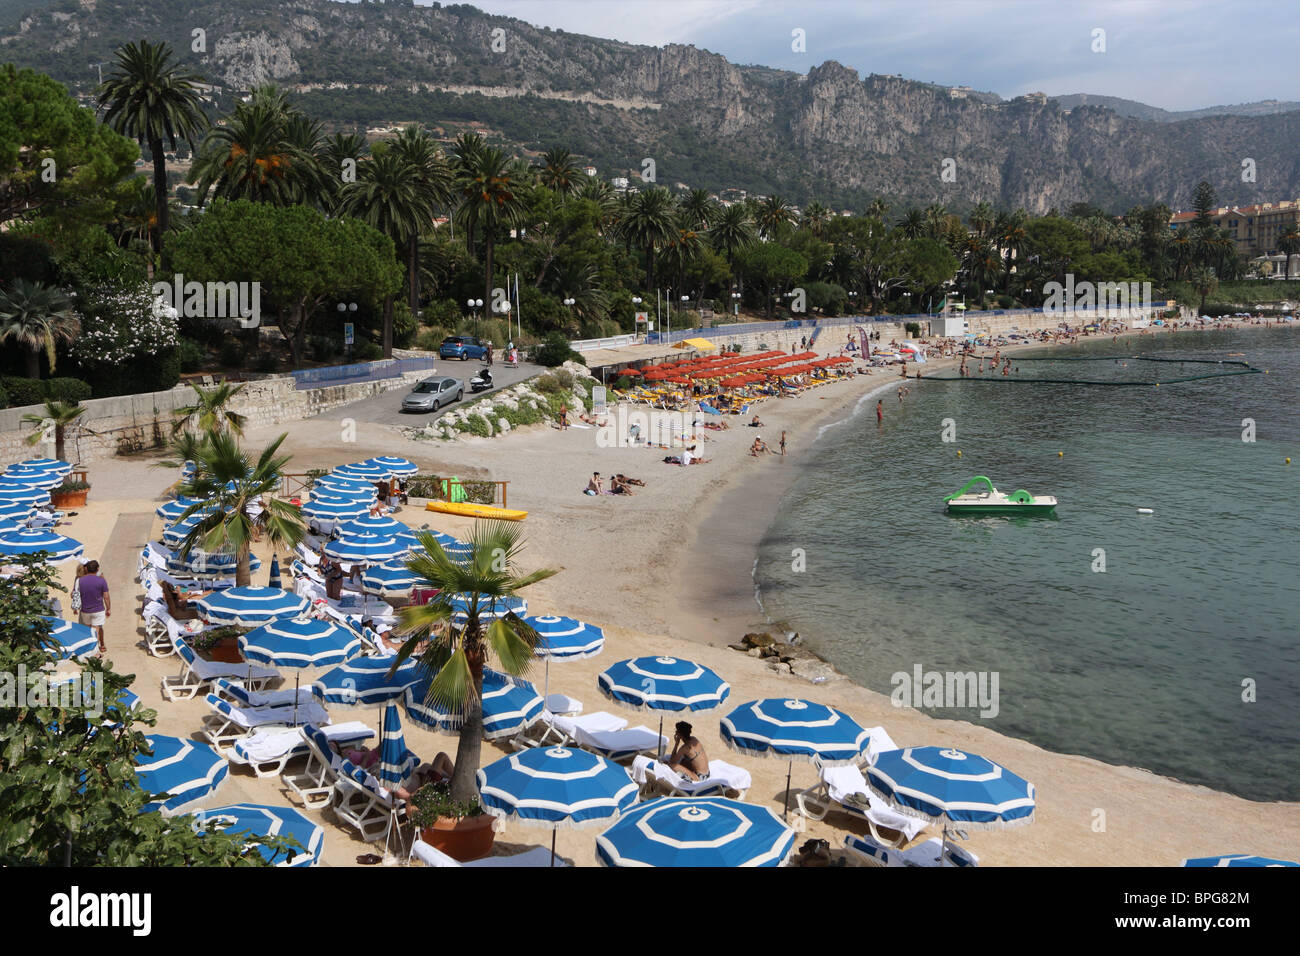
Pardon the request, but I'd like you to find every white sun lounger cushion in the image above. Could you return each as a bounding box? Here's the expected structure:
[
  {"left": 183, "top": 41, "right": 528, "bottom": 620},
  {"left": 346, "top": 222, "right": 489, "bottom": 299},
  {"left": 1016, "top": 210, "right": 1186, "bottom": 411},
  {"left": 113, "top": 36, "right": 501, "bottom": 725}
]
[
  {"left": 822, "top": 764, "right": 928, "bottom": 840},
  {"left": 233, "top": 722, "right": 373, "bottom": 764},
  {"left": 632, "top": 755, "right": 753, "bottom": 795},
  {"left": 411, "top": 841, "right": 569, "bottom": 868}
]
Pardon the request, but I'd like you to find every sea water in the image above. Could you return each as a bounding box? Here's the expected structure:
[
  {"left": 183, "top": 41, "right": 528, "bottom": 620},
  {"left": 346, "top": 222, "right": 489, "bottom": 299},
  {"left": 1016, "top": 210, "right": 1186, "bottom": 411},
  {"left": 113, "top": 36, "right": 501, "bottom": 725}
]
[{"left": 755, "top": 327, "right": 1300, "bottom": 801}]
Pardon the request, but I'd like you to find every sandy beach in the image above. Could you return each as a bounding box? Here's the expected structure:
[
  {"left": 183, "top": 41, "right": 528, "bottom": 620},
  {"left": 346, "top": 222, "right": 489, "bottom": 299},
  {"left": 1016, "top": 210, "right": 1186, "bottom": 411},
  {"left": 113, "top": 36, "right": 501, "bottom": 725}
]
[{"left": 59, "top": 321, "right": 1300, "bottom": 866}]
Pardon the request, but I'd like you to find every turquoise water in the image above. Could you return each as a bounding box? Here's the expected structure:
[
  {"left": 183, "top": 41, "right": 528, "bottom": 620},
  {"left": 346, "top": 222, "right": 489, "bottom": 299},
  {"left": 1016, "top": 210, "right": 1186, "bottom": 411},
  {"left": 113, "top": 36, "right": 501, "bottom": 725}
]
[{"left": 756, "top": 328, "right": 1300, "bottom": 801}]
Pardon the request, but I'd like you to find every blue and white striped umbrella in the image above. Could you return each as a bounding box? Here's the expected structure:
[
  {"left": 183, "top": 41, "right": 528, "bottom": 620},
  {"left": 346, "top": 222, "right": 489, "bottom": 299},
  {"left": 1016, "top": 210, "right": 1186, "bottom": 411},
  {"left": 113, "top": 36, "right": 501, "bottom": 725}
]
[
  {"left": 313, "top": 655, "right": 423, "bottom": 707},
  {"left": 334, "top": 461, "right": 387, "bottom": 481},
  {"left": 41, "top": 617, "right": 98, "bottom": 659},
  {"left": 313, "top": 473, "right": 378, "bottom": 494},
  {"left": 720, "top": 698, "right": 872, "bottom": 767},
  {"left": 527, "top": 616, "right": 606, "bottom": 661},
  {"left": 406, "top": 668, "right": 543, "bottom": 740},
  {"left": 0, "top": 470, "right": 62, "bottom": 490},
  {"left": 268, "top": 554, "right": 282, "bottom": 590},
  {"left": 12, "top": 458, "right": 72, "bottom": 476},
  {"left": 194, "top": 586, "right": 309, "bottom": 627},
  {"left": 0, "top": 516, "right": 20, "bottom": 533},
  {"left": 865, "top": 747, "right": 1036, "bottom": 831},
  {"left": 360, "top": 562, "right": 426, "bottom": 597},
  {"left": 599, "top": 656, "right": 729, "bottom": 713},
  {"left": 0, "top": 485, "right": 51, "bottom": 506},
  {"left": 365, "top": 456, "right": 418, "bottom": 477},
  {"left": 190, "top": 803, "right": 324, "bottom": 867},
  {"left": 310, "top": 484, "right": 377, "bottom": 503},
  {"left": 0, "top": 500, "right": 33, "bottom": 521},
  {"left": 165, "top": 549, "right": 261, "bottom": 577},
  {"left": 135, "top": 735, "right": 229, "bottom": 814},
  {"left": 180, "top": 460, "right": 197, "bottom": 481},
  {"left": 446, "top": 592, "right": 527, "bottom": 622},
  {"left": 324, "top": 532, "right": 408, "bottom": 564},
  {"left": 1183, "top": 854, "right": 1299, "bottom": 867},
  {"left": 155, "top": 495, "right": 207, "bottom": 521},
  {"left": 596, "top": 797, "right": 797, "bottom": 868},
  {"left": 239, "top": 616, "right": 362, "bottom": 668},
  {"left": 337, "top": 515, "right": 420, "bottom": 548},
  {"left": 301, "top": 497, "right": 370, "bottom": 522},
  {"left": 0, "top": 528, "right": 83, "bottom": 562},
  {"left": 162, "top": 510, "right": 220, "bottom": 547},
  {"left": 377, "top": 701, "right": 419, "bottom": 789},
  {"left": 477, "top": 746, "right": 637, "bottom": 831}
]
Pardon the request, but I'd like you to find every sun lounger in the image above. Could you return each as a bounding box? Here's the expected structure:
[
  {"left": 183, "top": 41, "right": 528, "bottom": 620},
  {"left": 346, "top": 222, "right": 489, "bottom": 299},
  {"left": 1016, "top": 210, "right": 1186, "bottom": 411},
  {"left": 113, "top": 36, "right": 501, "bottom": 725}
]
[
  {"left": 510, "top": 710, "right": 628, "bottom": 751},
  {"left": 231, "top": 722, "right": 373, "bottom": 779},
  {"left": 409, "top": 840, "right": 568, "bottom": 868},
  {"left": 284, "top": 724, "right": 351, "bottom": 810},
  {"left": 571, "top": 723, "right": 668, "bottom": 763},
  {"left": 843, "top": 833, "right": 979, "bottom": 868},
  {"left": 332, "top": 757, "right": 408, "bottom": 843},
  {"left": 200, "top": 694, "right": 330, "bottom": 755},
  {"left": 544, "top": 694, "right": 582, "bottom": 717},
  {"left": 631, "top": 755, "right": 752, "bottom": 799},
  {"left": 795, "top": 762, "right": 929, "bottom": 847},
  {"left": 160, "top": 638, "right": 280, "bottom": 702},
  {"left": 211, "top": 676, "right": 314, "bottom": 710}
]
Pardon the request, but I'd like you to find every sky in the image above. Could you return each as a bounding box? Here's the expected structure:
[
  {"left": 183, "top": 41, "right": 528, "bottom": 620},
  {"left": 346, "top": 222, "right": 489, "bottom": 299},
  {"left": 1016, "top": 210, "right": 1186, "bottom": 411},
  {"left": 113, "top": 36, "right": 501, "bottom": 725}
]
[{"left": 434, "top": 0, "right": 1300, "bottom": 111}]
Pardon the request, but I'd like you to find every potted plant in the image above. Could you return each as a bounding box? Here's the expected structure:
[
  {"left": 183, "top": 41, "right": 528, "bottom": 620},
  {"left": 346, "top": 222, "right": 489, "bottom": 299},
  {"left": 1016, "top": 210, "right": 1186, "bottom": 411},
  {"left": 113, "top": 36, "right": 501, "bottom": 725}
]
[
  {"left": 193, "top": 625, "right": 243, "bottom": 663},
  {"left": 409, "top": 781, "right": 495, "bottom": 862},
  {"left": 50, "top": 477, "right": 90, "bottom": 508}
]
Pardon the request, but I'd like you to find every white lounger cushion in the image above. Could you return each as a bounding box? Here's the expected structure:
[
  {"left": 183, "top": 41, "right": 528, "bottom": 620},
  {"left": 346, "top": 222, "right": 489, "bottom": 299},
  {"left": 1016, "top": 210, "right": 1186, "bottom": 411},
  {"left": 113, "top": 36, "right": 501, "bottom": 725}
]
[
  {"left": 572, "top": 724, "right": 667, "bottom": 759},
  {"left": 550, "top": 711, "right": 628, "bottom": 738},
  {"left": 411, "top": 841, "right": 568, "bottom": 868},
  {"left": 823, "top": 765, "right": 928, "bottom": 841},
  {"left": 232, "top": 722, "right": 373, "bottom": 764},
  {"left": 544, "top": 694, "right": 582, "bottom": 716},
  {"left": 631, "top": 755, "right": 752, "bottom": 796}
]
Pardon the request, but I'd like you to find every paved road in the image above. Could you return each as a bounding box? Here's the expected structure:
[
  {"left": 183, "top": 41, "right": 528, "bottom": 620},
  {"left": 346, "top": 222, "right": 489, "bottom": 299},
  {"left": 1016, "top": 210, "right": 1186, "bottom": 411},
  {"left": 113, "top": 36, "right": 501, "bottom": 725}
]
[{"left": 313, "top": 359, "right": 544, "bottom": 428}]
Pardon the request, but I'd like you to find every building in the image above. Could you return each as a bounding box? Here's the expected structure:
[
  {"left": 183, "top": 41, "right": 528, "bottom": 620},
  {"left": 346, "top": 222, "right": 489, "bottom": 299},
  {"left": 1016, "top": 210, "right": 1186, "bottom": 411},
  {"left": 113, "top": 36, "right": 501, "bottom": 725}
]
[
  {"left": 1170, "top": 199, "right": 1300, "bottom": 257},
  {"left": 611, "top": 176, "right": 629, "bottom": 191},
  {"left": 583, "top": 166, "right": 597, "bottom": 177}
]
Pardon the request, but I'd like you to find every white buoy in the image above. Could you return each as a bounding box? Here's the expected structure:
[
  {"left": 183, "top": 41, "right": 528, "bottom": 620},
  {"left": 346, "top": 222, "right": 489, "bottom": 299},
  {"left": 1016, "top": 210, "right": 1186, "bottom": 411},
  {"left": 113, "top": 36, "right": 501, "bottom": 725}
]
[{"left": 1137, "top": 508, "right": 1155, "bottom": 515}]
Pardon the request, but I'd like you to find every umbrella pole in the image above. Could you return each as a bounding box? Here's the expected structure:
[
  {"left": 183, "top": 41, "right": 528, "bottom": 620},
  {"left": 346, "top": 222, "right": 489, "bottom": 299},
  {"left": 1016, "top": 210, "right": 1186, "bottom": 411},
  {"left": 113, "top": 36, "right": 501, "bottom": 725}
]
[
  {"left": 550, "top": 830, "right": 556, "bottom": 868},
  {"left": 783, "top": 758, "right": 793, "bottom": 819},
  {"left": 940, "top": 825, "right": 949, "bottom": 868},
  {"left": 291, "top": 672, "right": 300, "bottom": 725}
]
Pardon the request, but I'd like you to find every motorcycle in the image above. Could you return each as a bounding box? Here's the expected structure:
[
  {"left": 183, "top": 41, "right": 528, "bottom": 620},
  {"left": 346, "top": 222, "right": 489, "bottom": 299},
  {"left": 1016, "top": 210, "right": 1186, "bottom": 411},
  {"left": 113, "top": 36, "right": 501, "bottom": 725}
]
[{"left": 469, "top": 367, "right": 493, "bottom": 393}]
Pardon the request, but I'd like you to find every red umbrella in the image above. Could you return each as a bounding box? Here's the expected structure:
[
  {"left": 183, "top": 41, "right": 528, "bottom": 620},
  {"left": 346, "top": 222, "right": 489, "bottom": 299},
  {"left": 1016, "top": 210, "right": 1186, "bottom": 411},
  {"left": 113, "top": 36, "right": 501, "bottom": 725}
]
[
  {"left": 617, "top": 367, "right": 643, "bottom": 377},
  {"left": 721, "top": 377, "right": 749, "bottom": 388}
]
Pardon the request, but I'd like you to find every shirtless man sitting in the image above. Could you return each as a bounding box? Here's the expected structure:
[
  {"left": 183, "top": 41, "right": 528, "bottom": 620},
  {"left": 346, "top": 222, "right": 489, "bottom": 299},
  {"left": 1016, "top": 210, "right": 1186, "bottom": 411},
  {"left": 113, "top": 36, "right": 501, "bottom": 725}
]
[
  {"left": 661, "top": 721, "right": 709, "bottom": 781},
  {"left": 750, "top": 436, "right": 769, "bottom": 456}
]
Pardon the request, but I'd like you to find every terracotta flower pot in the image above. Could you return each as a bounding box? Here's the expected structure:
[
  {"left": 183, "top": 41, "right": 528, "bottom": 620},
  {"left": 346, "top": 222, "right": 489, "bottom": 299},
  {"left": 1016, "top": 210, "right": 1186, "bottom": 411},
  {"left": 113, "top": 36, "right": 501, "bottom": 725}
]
[
  {"left": 419, "top": 814, "right": 495, "bottom": 862},
  {"left": 203, "top": 637, "right": 244, "bottom": 664},
  {"left": 50, "top": 488, "right": 89, "bottom": 508}
]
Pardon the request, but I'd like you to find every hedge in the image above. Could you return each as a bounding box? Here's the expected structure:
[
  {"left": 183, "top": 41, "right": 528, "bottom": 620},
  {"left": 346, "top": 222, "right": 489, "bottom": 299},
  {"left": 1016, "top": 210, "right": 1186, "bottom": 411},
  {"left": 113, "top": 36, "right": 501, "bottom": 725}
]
[
  {"left": 1, "top": 377, "right": 45, "bottom": 408},
  {"left": 45, "top": 377, "right": 92, "bottom": 403}
]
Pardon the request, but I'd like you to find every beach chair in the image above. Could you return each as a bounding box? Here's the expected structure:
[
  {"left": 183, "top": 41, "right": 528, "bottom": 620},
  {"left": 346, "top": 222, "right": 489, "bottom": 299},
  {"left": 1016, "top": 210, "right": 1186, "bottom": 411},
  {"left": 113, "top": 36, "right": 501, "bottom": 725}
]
[
  {"left": 631, "top": 755, "right": 752, "bottom": 799},
  {"left": 200, "top": 693, "right": 329, "bottom": 755},
  {"left": 231, "top": 722, "right": 373, "bottom": 779},
  {"left": 331, "top": 758, "right": 408, "bottom": 843},
  {"left": 510, "top": 710, "right": 628, "bottom": 751},
  {"left": 141, "top": 601, "right": 180, "bottom": 657},
  {"left": 284, "top": 725, "right": 351, "bottom": 810},
  {"left": 544, "top": 694, "right": 583, "bottom": 717},
  {"left": 211, "top": 676, "right": 315, "bottom": 710},
  {"left": 795, "top": 762, "right": 929, "bottom": 847},
  {"left": 843, "top": 833, "right": 979, "bottom": 868},
  {"left": 571, "top": 722, "right": 668, "bottom": 764},
  {"left": 410, "top": 841, "right": 568, "bottom": 868},
  {"left": 161, "top": 639, "right": 280, "bottom": 702}
]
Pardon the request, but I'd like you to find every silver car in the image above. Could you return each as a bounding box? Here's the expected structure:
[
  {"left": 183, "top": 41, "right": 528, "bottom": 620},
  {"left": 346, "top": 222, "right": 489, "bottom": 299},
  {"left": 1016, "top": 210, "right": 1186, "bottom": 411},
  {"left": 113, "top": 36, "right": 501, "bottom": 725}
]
[{"left": 401, "top": 375, "right": 464, "bottom": 412}]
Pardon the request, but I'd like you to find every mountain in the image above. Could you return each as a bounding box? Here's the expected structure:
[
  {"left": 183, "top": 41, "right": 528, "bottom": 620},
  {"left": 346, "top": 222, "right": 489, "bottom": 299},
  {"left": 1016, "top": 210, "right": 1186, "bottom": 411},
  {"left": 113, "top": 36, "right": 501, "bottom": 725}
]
[
  {"left": 1051, "top": 93, "right": 1300, "bottom": 123},
  {"left": 3, "top": 0, "right": 1299, "bottom": 214}
]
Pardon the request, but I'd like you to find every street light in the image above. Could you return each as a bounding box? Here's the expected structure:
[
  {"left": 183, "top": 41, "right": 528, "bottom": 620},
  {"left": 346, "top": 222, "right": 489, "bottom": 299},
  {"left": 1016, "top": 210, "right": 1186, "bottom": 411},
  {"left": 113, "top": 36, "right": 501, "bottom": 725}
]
[
  {"left": 731, "top": 291, "right": 741, "bottom": 316},
  {"left": 467, "top": 298, "right": 483, "bottom": 319},
  {"left": 337, "top": 301, "right": 357, "bottom": 361}
]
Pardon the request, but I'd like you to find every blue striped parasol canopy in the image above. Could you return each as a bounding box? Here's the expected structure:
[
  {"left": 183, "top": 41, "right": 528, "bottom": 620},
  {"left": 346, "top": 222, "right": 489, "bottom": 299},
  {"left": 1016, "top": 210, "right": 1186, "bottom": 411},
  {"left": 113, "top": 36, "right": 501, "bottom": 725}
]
[
  {"left": 0, "top": 485, "right": 52, "bottom": 506},
  {"left": 405, "top": 668, "right": 543, "bottom": 740},
  {"left": 301, "top": 497, "right": 370, "bottom": 522},
  {"left": 720, "top": 698, "right": 872, "bottom": 767},
  {"left": 314, "top": 473, "right": 378, "bottom": 494},
  {"left": 0, "top": 516, "right": 20, "bottom": 533},
  {"left": 161, "top": 509, "right": 221, "bottom": 547},
  {"left": 599, "top": 656, "right": 729, "bottom": 713},
  {"left": 135, "top": 735, "right": 229, "bottom": 814},
  {"left": 189, "top": 803, "right": 324, "bottom": 867},
  {"left": 337, "top": 515, "right": 416, "bottom": 539},
  {"left": 334, "top": 461, "right": 387, "bottom": 481},
  {"left": 1183, "top": 854, "right": 1299, "bottom": 867},
  {"left": 864, "top": 746, "right": 1036, "bottom": 833},
  {"left": 364, "top": 456, "right": 418, "bottom": 477},
  {"left": 0, "top": 528, "right": 83, "bottom": 562},
  {"left": 360, "top": 561, "right": 426, "bottom": 597},
  {"left": 310, "top": 485, "right": 377, "bottom": 504},
  {"left": 527, "top": 616, "right": 606, "bottom": 661},
  {"left": 324, "top": 532, "right": 409, "bottom": 564},
  {"left": 447, "top": 592, "right": 527, "bottom": 622},
  {"left": 41, "top": 617, "right": 99, "bottom": 659},
  {"left": 596, "top": 797, "right": 797, "bottom": 868},
  {"left": 267, "top": 554, "right": 282, "bottom": 590},
  {"left": 155, "top": 495, "right": 208, "bottom": 521},
  {"left": 0, "top": 500, "right": 34, "bottom": 521},
  {"left": 376, "top": 701, "right": 420, "bottom": 789},
  {"left": 11, "top": 458, "right": 72, "bottom": 476},
  {"left": 478, "top": 746, "right": 637, "bottom": 863},
  {"left": 165, "top": 549, "right": 260, "bottom": 577},
  {"left": 313, "top": 655, "right": 423, "bottom": 708},
  {"left": 0, "top": 470, "right": 62, "bottom": 490},
  {"left": 239, "top": 616, "right": 362, "bottom": 668},
  {"left": 194, "top": 586, "right": 308, "bottom": 627}
]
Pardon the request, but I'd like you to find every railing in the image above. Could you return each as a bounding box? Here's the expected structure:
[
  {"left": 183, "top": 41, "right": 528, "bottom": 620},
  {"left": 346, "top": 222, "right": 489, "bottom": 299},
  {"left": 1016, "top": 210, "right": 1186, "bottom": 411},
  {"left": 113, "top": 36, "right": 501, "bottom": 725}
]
[
  {"left": 430, "top": 477, "right": 509, "bottom": 509},
  {"left": 279, "top": 473, "right": 316, "bottom": 500},
  {"left": 289, "top": 356, "right": 436, "bottom": 390},
  {"left": 570, "top": 333, "right": 639, "bottom": 352}
]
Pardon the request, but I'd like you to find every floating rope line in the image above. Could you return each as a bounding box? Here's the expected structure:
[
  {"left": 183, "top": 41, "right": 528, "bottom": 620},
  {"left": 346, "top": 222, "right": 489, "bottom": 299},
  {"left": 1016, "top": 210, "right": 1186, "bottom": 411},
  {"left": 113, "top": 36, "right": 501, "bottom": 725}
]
[{"left": 926, "top": 355, "right": 1264, "bottom": 386}]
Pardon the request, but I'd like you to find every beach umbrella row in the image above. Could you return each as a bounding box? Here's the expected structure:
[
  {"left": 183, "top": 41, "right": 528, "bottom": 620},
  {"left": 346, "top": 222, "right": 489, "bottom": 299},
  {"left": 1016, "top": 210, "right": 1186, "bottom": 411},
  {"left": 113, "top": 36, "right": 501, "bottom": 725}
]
[
  {"left": 194, "top": 586, "right": 308, "bottom": 627},
  {"left": 165, "top": 549, "right": 261, "bottom": 577},
  {"left": 239, "top": 616, "right": 362, "bottom": 668},
  {"left": 0, "top": 528, "right": 83, "bottom": 563}
]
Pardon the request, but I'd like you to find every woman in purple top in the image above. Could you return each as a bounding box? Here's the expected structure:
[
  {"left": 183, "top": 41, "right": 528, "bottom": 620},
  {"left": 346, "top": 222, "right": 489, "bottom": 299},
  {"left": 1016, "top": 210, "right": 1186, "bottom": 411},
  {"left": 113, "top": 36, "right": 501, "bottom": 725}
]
[{"left": 77, "top": 559, "right": 111, "bottom": 653}]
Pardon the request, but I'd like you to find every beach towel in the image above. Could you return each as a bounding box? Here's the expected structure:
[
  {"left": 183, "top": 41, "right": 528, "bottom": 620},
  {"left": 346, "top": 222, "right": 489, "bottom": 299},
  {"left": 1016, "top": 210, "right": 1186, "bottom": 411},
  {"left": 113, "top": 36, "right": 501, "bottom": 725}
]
[{"left": 232, "top": 722, "right": 372, "bottom": 765}]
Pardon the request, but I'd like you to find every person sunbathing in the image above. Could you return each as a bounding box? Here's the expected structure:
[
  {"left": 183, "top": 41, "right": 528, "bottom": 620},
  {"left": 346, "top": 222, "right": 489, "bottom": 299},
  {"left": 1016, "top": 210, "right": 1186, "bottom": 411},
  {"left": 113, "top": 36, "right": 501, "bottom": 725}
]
[
  {"left": 393, "top": 753, "right": 456, "bottom": 801},
  {"left": 620, "top": 475, "right": 645, "bottom": 486},
  {"left": 750, "top": 436, "right": 769, "bottom": 456},
  {"left": 748, "top": 415, "right": 764, "bottom": 427},
  {"left": 662, "top": 721, "right": 709, "bottom": 781},
  {"left": 578, "top": 411, "right": 607, "bottom": 426},
  {"left": 610, "top": 475, "right": 635, "bottom": 495}
]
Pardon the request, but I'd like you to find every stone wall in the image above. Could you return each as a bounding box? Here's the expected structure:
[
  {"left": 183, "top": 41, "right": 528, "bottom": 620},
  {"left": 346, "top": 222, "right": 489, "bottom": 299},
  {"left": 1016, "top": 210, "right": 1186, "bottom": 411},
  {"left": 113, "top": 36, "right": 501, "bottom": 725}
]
[{"left": 0, "top": 370, "right": 429, "bottom": 467}]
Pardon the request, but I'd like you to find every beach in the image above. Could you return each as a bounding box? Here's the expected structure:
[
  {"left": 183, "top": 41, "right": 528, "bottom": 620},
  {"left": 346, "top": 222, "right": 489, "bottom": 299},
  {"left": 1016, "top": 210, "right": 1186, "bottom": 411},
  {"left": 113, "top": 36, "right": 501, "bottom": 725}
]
[{"left": 63, "top": 321, "right": 1300, "bottom": 866}]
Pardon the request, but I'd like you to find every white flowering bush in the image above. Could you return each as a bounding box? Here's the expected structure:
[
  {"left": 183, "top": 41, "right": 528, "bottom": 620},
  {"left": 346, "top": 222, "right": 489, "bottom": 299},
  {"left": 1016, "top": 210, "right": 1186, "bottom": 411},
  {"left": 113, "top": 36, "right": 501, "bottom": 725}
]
[{"left": 70, "top": 285, "right": 179, "bottom": 367}]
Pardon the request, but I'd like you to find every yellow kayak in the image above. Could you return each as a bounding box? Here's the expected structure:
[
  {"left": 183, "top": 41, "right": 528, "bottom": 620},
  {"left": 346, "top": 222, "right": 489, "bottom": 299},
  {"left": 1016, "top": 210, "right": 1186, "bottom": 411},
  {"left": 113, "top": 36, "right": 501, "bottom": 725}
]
[{"left": 426, "top": 501, "right": 528, "bottom": 521}]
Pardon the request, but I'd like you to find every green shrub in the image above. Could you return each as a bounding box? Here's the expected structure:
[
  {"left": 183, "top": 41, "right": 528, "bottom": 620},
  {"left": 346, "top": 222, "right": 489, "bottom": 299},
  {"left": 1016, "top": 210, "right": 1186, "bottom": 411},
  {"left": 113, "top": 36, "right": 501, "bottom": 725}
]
[
  {"left": 0, "top": 384, "right": 8, "bottom": 408},
  {"left": 459, "top": 415, "right": 491, "bottom": 437},
  {"left": 219, "top": 341, "right": 243, "bottom": 368},
  {"left": 905, "top": 322, "right": 922, "bottom": 337},
  {"left": 1, "top": 377, "right": 44, "bottom": 408},
  {"left": 533, "top": 373, "right": 563, "bottom": 395},
  {"left": 552, "top": 369, "right": 575, "bottom": 390},
  {"left": 613, "top": 376, "right": 632, "bottom": 390},
  {"left": 534, "top": 331, "right": 577, "bottom": 367},
  {"left": 414, "top": 327, "right": 450, "bottom": 351},
  {"left": 355, "top": 341, "right": 383, "bottom": 361},
  {"left": 44, "top": 377, "right": 92, "bottom": 403},
  {"left": 177, "top": 338, "right": 207, "bottom": 373}
]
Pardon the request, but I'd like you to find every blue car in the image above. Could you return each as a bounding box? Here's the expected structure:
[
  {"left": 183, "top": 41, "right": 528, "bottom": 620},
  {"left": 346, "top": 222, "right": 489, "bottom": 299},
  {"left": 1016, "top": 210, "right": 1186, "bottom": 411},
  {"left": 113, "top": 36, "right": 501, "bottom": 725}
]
[{"left": 438, "top": 335, "right": 488, "bottom": 361}]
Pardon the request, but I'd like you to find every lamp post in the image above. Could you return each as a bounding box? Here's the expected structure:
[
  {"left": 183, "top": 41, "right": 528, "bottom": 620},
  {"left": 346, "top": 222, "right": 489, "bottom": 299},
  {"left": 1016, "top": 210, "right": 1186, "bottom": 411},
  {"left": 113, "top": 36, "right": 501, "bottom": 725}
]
[
  {"left": 731, "top": 291, "right": 741, "bottom": 316},
  {"left": 337, "top": 301, "right": 357, "bottom": 362},
  {"left": 631, "top": 296, "right": 643, "bottom": 340},
  {"left": 680, "top": 294, "right": 689, "bottom": 333},
  {"left": 467, "top": 298, "right": 483, "bottom": 320}
]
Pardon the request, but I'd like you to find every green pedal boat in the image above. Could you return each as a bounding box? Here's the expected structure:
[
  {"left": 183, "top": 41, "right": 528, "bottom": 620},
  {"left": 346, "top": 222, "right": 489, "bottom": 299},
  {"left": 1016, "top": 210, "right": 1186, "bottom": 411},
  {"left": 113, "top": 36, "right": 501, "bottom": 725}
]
[{"left": 943, "top": 475, "right": 1058, "bottom": 515}]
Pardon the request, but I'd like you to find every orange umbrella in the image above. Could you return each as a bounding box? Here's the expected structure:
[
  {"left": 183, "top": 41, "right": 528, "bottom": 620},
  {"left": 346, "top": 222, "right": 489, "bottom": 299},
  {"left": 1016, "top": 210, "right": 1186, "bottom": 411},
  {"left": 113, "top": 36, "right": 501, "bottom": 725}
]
[{"left": 617, "top": 367, "right": 643, "bottom": 377}]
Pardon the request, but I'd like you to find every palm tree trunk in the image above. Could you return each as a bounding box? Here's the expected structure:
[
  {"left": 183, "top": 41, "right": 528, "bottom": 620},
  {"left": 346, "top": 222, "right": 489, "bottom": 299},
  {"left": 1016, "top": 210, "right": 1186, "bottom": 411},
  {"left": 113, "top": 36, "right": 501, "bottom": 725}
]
[
  {"left": 236, "top": 540, "right": 251, "bottom": 589},
  {"left": 150, "top": 136, "right": 169, "bottom": 253},
  {"left": 449, "top": 659, "right": 485, "bottom": 804},
  {"left": 382, "top": 296, "right": 394, "bottom": 359},
  {"left": 407, "top": 235, "right": 420, "bottom": 314},
  {"left": 483, "top": 235, "right": 494, "bottom": 316},
  {"left": 54, "top": 425, "right": 65, "bottom": 465},
  {"left": 25, "top": 348, "right": 40, "bottom": 379}
]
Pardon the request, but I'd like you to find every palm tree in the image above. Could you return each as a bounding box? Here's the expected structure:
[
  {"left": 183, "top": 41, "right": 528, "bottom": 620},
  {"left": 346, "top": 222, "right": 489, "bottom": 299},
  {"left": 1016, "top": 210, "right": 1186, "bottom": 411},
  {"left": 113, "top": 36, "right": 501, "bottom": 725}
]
[
  {"left": 536, "top": 147, "right": 583, "bottom": 198},
  {"left": 680, "top": 188, "right": 717, "bottom": 230},
  {"left": 22, "top": 400, "right": 87, "bottom": 464},
  {"left": 390, "top": 126, "right": 454, "bottom": 313},
  {"left": 1188, "top": 266, "right": 1217, "bottom": 315},
  {"left": 96, "top": 40, "right": 208, "bottom": 252},
  {"left": 456, "top": 146, "right": 527, "bottom": 309},
  {"left": 801, "top": 199, "right": 832, "bottom": 237},
  {"left": 394, "top": 521, "right": 558, "bottom": 803},
  {"left": 754, "top": 195, "right": 794, "bottom": 239},
  {"left": 619, "top": 187, "right": 676, "bottom": 289},
  {"left": 709, "top": 203, "right": 756, "bottom": 269},
  {"left": 171, "top": 382, "right": 248, "bottom": 436},
  {"left": 0, "top": 280, "right": 80, "bottom": 378},
  {"left": 866, "top": 197, "right": 890, "bottom": 220},
  {"left": 450, "top": 132, "right": 487, "bottom": 257},
  {"left": 174, "top": 430, "right": 305, "bottom": 588},
  {"left": 968, "top": 201, "right": 995, "bottom": 239},
  {"left": 320, "top": 130, "right": 368, "bottom": 213},
  {"left": 895, "top": 208, "right": 925, "bottom": 239}
]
